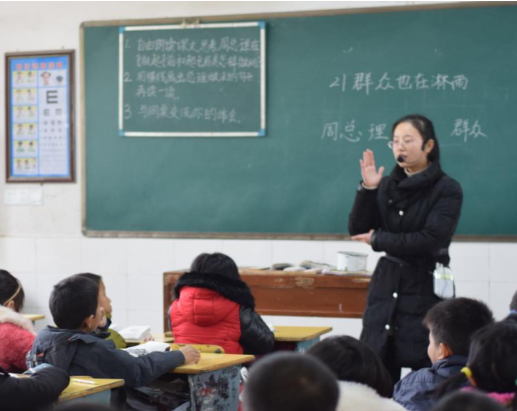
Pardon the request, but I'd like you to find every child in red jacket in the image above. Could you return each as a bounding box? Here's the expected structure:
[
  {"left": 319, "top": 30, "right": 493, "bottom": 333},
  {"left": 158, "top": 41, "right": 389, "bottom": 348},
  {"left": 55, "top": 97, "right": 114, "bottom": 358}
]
[
  {"left": 0, "top": 269, "right": 35, "bottom": 372},
  {"left": 170, "top": 252, "right": 274, "bottom": 355}
]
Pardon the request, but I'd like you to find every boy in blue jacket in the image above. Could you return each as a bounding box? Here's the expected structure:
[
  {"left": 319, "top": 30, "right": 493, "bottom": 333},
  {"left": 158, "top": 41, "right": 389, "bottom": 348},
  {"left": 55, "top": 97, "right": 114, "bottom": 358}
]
[
  {"left": 393, "top": 297, "right": 493, "bottom": 411},
  {"left": 28, "top": 275, "right": 200, "bottom": 409}
]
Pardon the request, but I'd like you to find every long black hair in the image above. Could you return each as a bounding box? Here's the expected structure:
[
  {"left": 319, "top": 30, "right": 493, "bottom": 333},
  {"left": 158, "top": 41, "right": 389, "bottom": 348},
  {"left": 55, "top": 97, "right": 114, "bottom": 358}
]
[{"left": 392, "top": 114, "right": 440, "bottom": 162}]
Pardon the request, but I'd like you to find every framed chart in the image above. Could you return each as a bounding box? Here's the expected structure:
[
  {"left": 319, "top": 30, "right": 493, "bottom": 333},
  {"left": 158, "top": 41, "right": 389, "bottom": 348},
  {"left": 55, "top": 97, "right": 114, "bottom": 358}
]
[{"left": 5, "top": 50, "right": 75, "bottom": 182}]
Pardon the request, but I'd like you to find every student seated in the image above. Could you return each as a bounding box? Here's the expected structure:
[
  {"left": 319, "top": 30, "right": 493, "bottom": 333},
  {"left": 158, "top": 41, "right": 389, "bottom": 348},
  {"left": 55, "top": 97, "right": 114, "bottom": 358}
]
[
  {"left": 243, "top": 352, "right": 339, "bottom": 411},
  {"left": 27, "top": 275, "right": 200, "bottom": 409},
  {"left": 436, "top": 321, "right": 517, "bottom": 409},
  {"left": 0, "top": 269, "right": 36, "bottom": 372},
  {"left": 169, "top": 252, "right": 274, "bottom": 355},
  {"left": 77, "top": 273, "right": 127, "bottom": 348},
  {"left": 431, "top": 391, "right": 508, "bottom": 411},
  {"left": 0, "top": 364, "right": 69, "bottom": 411},
  {"left": 510, "top": 289, "right": 517, "bottom": 315},
  {"left": 307, "top": 335, "right": 406, "bottom": 411},
  {"left": 393, "top": 297, "right": 494, "bottom": 411}
]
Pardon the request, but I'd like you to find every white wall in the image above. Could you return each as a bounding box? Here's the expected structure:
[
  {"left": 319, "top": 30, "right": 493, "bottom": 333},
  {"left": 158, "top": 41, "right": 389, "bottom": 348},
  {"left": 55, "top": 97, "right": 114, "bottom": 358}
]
[{"left": 0, "top": 1, "right": 515, "bottom": 336}]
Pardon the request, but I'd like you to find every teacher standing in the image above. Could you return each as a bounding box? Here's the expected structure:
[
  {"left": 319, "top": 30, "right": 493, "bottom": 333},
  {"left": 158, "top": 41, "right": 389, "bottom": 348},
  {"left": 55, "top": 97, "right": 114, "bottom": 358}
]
[{"left": 348, "top": 114, "right": 463, "bottom": 384}]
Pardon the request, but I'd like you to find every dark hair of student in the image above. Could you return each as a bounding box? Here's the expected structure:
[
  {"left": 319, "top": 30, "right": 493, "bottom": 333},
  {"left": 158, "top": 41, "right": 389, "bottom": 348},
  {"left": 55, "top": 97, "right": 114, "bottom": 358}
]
[
  {"left": 423, "top": 297, "right": 494, "bottom": 356},
  {"left": 435, "top": 321, "right": 517, "bottom": 410},
  {"left": 77, "top": 272, "right": 102, "bottom": 286},
  {"left": 392, "top": 114, "right": 441, "bottom": 162},
  {"left": 190, "top": 252, "right": 240, "bottom": 280},
  {"left": 307, "top": 335, "right": 393, "bottom": 398},
  {"left": 431, "top": 391, "right": 508, "bottom": 411},
  {"left": 510, "top": 289, "right": 517, "bottom": 312},
  {"left": 0, "top": 269, "right": 25, "bottom": 312},
  {"left": 49, "top": 275, "right": 99, "bottom": 330},
  {"left": 243, "top": 352, "right": 339, "bottom": 411}
]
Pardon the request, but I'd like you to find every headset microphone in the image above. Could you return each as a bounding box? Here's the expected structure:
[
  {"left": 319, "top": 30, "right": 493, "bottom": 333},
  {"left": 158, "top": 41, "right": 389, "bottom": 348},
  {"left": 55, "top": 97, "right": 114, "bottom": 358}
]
[{"left": 396, "top": 155, "right": 405, "bottom": 163}]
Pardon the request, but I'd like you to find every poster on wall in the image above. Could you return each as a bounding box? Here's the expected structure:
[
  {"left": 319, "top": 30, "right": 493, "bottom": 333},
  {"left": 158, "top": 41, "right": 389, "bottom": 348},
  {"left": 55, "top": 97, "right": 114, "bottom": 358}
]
[{"left": 5, "top": 50, "right": 75, "bottom": 182}]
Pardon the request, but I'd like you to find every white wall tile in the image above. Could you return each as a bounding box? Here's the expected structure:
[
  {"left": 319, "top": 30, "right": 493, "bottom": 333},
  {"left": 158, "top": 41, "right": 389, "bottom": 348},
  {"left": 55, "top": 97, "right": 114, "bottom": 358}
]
[
  {"left": 126, "top": 309, "right": 164, "bottom": 334},
  {"left": 172, "top": 239, "right": 224, "bottom": 270},
  {"left": 80, "top": 238, "right": 128, "bottom": 276},
  {"left": 0, "top": 238, "right": 36, "bottom": 272},
  {"left": 14, "top": 271, "right": 38, "bottom": 308},
  {"left": 36, "top": 238, "right": 81, "bottom": 276},
  {"left": 489, "top": 282, "right": 517, "bottom": 320},
  {"left": 127, "top": 275, "right": 163, "bottom": 312},
  {"left": 33, "top": 274, "right": 70, "bottom": 317},
  {"left": 271, "top": 240, "right": 324, "bottom": 267},
  {"left": 489, "top": 243, "right": 517, "bottom": 282},
  {"left": 449, "top": 242, "right": 490, "bottom": 282},
  {"left": 102, "top": 275, "right": 129, "bottom": 312},
  {"left": 127, "top": 239, "right": 175, "bottom": 277},
  {"left": 454, "top": 281, "right": 490, "bottom": 304},
  {"left": 221, "top": 240, "right": 272, "bottom": 267}
]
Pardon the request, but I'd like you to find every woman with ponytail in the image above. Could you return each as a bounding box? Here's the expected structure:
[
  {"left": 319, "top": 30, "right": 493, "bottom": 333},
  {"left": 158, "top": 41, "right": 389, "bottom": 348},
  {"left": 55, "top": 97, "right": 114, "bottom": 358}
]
[
  {"left": 436, "top": 321, "right": 517, "bottom": 410},
  {"left": 0, "top": 269, "right": 35, "bottom": 372}
]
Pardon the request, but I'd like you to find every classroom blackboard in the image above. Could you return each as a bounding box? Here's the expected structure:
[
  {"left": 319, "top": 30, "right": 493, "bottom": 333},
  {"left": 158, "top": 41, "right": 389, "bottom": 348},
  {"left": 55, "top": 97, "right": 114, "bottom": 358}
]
[
  {"left": 119, "top": 23, "right": 265, "bottom": 137},
  {"left": 82, "top": 4, "right": 517, "bottom": 238}
]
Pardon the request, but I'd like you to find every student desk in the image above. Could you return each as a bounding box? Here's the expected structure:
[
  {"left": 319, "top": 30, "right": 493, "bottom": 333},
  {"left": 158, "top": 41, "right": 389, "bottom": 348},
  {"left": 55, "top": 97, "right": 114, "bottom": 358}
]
[
  {"left": 274, "top": 326, "right": 333, "bottom": 352},
  {"left": 171, "top": 353, "right": 254, "bottom": 411},
  {"left": 163, "top": 269, "right": 370, "bottom": 331},
  {"left": 23, "top": 313, "right": 45, "bottom": 324},
  {"left": 58, "top": 378, "right": 124, "bottom": 405}
]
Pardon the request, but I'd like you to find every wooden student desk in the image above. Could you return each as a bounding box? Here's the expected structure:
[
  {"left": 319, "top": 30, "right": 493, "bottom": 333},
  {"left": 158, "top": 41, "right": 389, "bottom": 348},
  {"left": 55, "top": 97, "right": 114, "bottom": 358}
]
[
  {"left": 274, "top": 325, "right": 332, "bottom": 352},
  {"left": 59, "top": 378, "right": 124, "bottom": 405},
  {"left": 23, "top": 313, "right": 45, "bottom": 324},
  {"left": 163, "top": 269, "right": 370, "bottom": 331},
  {"left": 171, "top": 353, "right": 254, "bottom": 411}
]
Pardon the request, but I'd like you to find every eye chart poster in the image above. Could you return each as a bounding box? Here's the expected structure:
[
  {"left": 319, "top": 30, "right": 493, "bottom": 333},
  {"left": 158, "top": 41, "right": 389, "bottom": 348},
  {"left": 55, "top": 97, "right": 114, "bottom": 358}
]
[{"left": 6, "top": 51, "right": 74, "bottom": 182}]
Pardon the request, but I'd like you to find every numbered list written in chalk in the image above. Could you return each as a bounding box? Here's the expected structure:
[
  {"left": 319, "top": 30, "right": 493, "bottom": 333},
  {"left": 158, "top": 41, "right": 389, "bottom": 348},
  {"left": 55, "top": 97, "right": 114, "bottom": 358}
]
[{"left": 119, "top": 22, "right": 266, "bottom": 137}]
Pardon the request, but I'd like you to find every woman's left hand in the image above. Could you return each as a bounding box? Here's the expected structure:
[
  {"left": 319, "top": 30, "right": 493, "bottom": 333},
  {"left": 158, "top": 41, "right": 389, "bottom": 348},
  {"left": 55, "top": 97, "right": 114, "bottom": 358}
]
[{"left": 351, "top": 229, "right": 374, "bottom": 245}]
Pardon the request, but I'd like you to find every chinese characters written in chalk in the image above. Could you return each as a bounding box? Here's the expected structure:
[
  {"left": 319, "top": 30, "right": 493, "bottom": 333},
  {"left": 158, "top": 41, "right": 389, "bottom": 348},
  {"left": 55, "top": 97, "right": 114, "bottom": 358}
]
[
  {"left": 128, "top": 104, "right": 241, "bottom": 124},
  {"left": 329, "top": 72, "right": 469, "bottom": 94},
  {"left": 321, "top": 119, "right": 488, "bottom": 143},
  {"left": 450, "top": 119, "right": 488, "bottom": 143}
]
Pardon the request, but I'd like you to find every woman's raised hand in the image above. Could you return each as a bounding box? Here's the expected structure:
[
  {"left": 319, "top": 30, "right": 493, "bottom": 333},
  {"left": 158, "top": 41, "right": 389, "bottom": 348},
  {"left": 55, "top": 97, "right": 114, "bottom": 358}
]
[{"left": 360, "top": 149, "right": 384, "bottom": 188}]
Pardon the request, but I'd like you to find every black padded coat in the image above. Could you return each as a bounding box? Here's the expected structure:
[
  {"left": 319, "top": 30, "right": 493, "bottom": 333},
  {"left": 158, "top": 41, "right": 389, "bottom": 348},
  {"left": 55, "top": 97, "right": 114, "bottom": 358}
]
[{"left": 348, "top": 161, "right": 463, "bottom": 369}]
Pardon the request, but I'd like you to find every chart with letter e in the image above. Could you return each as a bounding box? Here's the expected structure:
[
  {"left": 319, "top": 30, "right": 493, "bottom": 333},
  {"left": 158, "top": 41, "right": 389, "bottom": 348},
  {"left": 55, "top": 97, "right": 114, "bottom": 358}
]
[{"left": 5, "top": 50, "right": 74, "bottom": 182}]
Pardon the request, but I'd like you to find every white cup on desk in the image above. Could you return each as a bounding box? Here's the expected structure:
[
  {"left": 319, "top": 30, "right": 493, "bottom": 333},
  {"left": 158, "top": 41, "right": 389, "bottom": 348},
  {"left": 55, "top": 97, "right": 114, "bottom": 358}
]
[{"left": 337, "top": 251, "right": 367, "bottom": 272}]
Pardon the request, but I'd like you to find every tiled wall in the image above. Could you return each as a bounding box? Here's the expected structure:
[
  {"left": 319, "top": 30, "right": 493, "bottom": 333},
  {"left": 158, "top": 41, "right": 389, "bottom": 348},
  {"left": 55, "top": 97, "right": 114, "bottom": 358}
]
[{"left": 2, "top": 236, "right": 515, "bottom": 336}]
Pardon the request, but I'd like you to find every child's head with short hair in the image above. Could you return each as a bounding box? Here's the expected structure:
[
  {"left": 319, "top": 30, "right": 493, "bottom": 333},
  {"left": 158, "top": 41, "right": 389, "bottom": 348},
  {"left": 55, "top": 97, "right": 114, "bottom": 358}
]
[
  {"left": 190, "top": 252, "right": 240, "bottom": 280},
  {"left": 243, "top": 352, "right": 339, "bottom": 411},
  {"left": 0, "top": 269, "right": 25, "bottom": 312},
  {"left": 50, "top": 275, "right": 104, "bottom": 332},
  {"left": 77, "top": 273, "right": 112, "bottom": 316},
  {"left": 432, "top": 391, "right": 508, "bottom": 411},
  {"left": 307, "top": 335, "right": 393, "bottom": 398},
  {"left": 510, "top": 290, "right": 517, "bottom": 314},
  {"left": 423, "top": 297, "right": 494, "bottom": 363}
]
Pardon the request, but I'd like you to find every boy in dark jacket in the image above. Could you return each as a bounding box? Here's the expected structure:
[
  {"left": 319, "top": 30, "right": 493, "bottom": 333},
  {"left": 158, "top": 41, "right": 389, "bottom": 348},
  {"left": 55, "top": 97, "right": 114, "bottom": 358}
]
[
  {"left": 393, "top": 298, "right": 494, "bottom": 411},
  {"left": 27, "top": 275, "right": 200, "bottom": 409},
  {"left": 0, "top": 364, "right": 69, "bottom": 411}
]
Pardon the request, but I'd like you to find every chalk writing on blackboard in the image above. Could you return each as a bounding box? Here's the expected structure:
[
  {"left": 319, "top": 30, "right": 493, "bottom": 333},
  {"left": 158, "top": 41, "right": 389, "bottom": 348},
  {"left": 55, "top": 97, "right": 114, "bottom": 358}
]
[
  {"left": 321, "top": 119, "right": 488, "bottom": 144},
  {"left": 451, "top": 119, "right": 488, "bottom": 143},
  {"left": 329, "top": 72, "right": 469, "bottom": 94},
  {"left": 119, "top": 22, "right": 266, "bottom": 137}
]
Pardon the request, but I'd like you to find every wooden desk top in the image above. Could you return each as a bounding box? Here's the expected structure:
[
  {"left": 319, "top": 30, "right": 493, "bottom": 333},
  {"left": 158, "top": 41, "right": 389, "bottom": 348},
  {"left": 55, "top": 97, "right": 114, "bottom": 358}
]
[
  {"left": 171, "top": 353, "right": 254, "bottom": 375},
  {"left": 23, "top": 314, "right": 45, "bottom": 321},
  {"left": 58, "top": 377, "right": 124, "bottom": 402},
  {"left": 274, "top": 326, "right": 333, "bottom": 342}
]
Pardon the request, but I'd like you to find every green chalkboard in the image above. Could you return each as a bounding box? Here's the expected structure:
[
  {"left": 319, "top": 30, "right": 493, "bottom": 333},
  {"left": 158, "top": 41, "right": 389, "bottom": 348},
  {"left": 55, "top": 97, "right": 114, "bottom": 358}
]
[
  {"left": 119, "top": 23, "right": 265, "bottom": 136},
  {"left": 82, "top": 4, "right": 517, "bottom": 238}
]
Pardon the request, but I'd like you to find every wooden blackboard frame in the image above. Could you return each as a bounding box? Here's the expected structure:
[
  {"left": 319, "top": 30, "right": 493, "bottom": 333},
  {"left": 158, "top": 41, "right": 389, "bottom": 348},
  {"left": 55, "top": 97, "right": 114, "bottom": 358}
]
[{"left": 80, "top": 1, "right": 517, "bottom": 241}]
